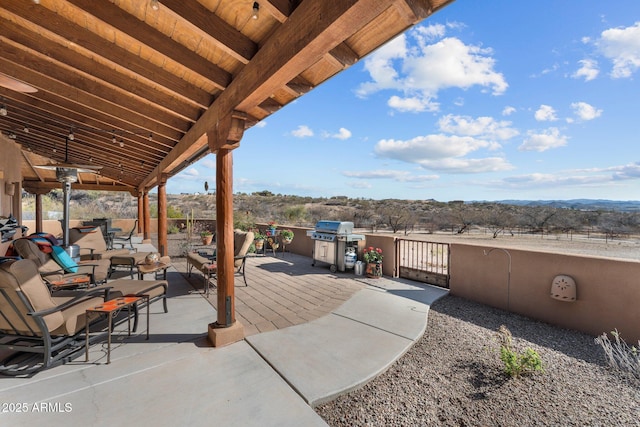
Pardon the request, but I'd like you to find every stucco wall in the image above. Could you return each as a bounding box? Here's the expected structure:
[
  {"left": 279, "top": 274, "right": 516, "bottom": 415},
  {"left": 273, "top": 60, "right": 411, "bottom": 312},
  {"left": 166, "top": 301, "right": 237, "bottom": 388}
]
[
  {"left": 450, "top": 243, "right": 640, "bottom": 342},
  {"left": 0, "top": 138, "right": 22, "bottom": 218}
]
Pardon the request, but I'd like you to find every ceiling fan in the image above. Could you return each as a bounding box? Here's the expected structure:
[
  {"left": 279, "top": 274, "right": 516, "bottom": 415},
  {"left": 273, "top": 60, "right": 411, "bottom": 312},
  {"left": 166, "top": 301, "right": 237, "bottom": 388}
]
[{"left": 0, "top": 72, "right": 37, "bottom": 93}]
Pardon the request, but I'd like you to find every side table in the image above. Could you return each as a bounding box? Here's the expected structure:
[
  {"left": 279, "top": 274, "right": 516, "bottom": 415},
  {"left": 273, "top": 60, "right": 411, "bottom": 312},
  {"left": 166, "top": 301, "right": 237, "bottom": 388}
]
[
  {"left": 85, "top": 295, "right": 149, "bottom": 364},
  {"left": 137, "top": 256, "right": 171, "bottom": 280}
]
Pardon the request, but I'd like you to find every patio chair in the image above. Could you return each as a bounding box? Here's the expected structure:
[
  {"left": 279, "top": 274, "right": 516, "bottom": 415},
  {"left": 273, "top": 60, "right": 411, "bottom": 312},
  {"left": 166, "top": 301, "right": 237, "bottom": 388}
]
[
  {"left": 12, "top": 237, "right": 111, "bottom": 288},
  {"left": 112, "top": 220, "right": 138, "bottom": 250},
  {"left": 0, "top": 259, "right": 109, "bottom": 376},
  {"left": 187, "top": 230, "right": 254, "bottom": 293},
  {"left": 69, "top": 226, "right": 149, "bottom": 278},
  {"left": 69, "top": 226, "right": 132, "bottom": 261}
]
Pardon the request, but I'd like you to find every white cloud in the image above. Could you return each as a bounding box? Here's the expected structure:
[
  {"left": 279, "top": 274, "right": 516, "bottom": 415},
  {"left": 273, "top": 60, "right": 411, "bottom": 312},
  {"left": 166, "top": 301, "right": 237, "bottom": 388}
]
[
  {"left": 502, "top": 106, "right": 516, "bottom": 116},
  {"left": 534, "top": 105, "right": 558, "bottom": 122},
  {"left": 438, "top": 114, "right": 519, "bottom": 141},
  {"left": 333, "top": 127, "right": 352, "bottom": 140},
  {"left": 596, "top": 22, "right": 640, "bottom": 78},
  {"left": 342, "top": 169, "right": 438, "bottom": 182},
  {"left": 357, "top": 24, "right": 507, "bottom": 113},
  {"left": 417, "top": 157, "right": 513, "bottom": 173},
  {"left": 182, "top": 168, "right": 199, "bottom": 177},
  {"left": 291, "top": 125, "right": 313, "bottom": 138},
  {"left": 518, "top": 127, "right": 568, "bottom": 152},
  {"left": 570, "top": 102, "right": 602, "bottom": 121},
  {"left": 499, "top": 163, "right": 640, "bottom": 189},
  {"left": 572, "top": 59, "right": 600, "bottom": 81},
  {"left": 200, "top": 158, "right": 216, "bottom": 169},
  {"left": 374, "top": 134, "right": 513, "bottom": 173},
  {"left": 255, "top": 120, "right": 267, "bottom": 128},
  {"left": 388, "top": 96, "right": 438, "bottom": 113}
]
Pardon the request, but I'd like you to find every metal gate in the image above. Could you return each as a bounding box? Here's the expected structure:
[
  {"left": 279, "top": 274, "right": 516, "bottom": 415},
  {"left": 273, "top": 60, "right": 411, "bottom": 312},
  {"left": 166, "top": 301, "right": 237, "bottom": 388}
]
[{"left": 396, "top": 239, "right": 450, "bottom": 288}]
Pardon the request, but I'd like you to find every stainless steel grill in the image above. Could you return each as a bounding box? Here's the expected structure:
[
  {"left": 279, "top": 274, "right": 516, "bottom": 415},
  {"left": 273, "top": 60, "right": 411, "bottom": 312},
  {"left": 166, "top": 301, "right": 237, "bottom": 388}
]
[{"left": 307, "top": 221, "right": 365, "bottom": 272}]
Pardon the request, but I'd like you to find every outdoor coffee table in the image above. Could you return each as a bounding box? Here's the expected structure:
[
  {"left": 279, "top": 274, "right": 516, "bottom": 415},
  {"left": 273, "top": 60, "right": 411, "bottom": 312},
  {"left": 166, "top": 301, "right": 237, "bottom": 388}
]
[
  {"left": 85, "top": 295, "right": 149, "bottom": 364},
  {"left": 136, "top": 256, "right": 171, "bottom": 280}
]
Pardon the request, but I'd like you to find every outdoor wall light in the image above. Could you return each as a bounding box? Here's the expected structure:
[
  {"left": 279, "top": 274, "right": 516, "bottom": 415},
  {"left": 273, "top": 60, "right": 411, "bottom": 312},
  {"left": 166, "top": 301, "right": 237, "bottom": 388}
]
[
  {"left": 252, "top": 2, "right": 259, "bottom": 20},
  {"left": 550, "top": 274, "right": 576, "bottom": 302}
]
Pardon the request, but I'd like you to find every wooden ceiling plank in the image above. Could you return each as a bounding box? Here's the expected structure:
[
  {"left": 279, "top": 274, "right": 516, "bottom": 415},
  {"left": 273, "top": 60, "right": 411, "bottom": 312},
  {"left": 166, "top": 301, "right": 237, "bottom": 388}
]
[
  {"left": 329, "top": 42, "right": 359, "bottom": 68},
  {"left": 66, "top": 0, "right": 231, "bottom": 91},
  {"left": 160, "top": 0, "right": 257, "bottom": 64},
  {"left": 21, "top": 151, "right": 45, "bottom": 182},
  {"left": 0, "top": 89, "right": 173, "bottom": 158},
  {"left": 0, "top": 0, "right": 212, "bottom": 108},
  {"left": 0, "top": 40, "right": 190, "bottom": 132},
  {"left": 0, "top": 18, "right": 202, "bottom": 122},
  {"left": 0, "top": 58, "right": 185, "bottom": 140},
  {"left": 140, "top": 0, "right": 392, "bottom": 190},
  {"left": 261, "top": 0, "right": 297, "bottom": 23}
]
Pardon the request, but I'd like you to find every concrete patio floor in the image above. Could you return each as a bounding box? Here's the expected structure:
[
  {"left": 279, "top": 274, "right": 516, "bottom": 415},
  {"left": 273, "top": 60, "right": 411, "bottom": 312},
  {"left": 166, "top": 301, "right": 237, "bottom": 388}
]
[{"left": 0, "top": 243, "right": 448, "bottom": 426}]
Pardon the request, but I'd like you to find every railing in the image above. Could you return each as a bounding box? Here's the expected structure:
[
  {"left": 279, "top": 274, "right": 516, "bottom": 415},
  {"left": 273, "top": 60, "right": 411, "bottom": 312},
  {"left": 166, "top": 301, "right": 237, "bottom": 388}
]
[{"left": 395, "top": 239, "right": 450, "bottom": 288}]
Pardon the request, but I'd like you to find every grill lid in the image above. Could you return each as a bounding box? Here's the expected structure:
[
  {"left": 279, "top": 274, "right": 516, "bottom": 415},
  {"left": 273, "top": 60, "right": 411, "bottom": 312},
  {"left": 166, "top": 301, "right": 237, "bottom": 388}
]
[{"left": 314, "top": 220, "right": 354, "bottom": 235}]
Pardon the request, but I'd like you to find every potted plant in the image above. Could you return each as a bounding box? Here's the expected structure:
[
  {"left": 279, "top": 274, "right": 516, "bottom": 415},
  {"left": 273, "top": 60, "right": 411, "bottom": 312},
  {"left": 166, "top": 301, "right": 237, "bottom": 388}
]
[
  {"left": 280, "top": 229, "right": 294, "bottom": 244},
  {"left": 267, "top": 220, "right": 277, "bottom": 236},
  {"left": 200, "top": 230, "right": 213, "bottom": 245},
  {"left": 253, "top": 231, "right": 266, "bottom": 251},
  {"left": 363, "top": 246, "right": 383, "bottom": 278}
]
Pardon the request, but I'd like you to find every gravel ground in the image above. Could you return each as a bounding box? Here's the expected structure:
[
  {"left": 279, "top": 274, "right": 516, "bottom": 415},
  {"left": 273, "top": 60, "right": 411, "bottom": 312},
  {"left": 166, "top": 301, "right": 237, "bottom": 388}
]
[{"left": 315, "top": 295, "right": 640, "bottom": 426}]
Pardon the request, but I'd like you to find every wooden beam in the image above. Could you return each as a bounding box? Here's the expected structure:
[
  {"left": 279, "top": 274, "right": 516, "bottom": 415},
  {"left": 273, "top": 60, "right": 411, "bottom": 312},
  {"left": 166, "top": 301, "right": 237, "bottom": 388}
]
[
  {"left": 214, "top": 147, "right": 236, "bottom": 327},
  {"left": 157, "top": 174, "right": 168, "bottom": 257},
  {"left": 0, "top": 17, "right": 202, "bottom": 122},
  {"left": 160, "top": 0, "right": 257, "bottom": 64},
  {"left": 0, "top": 0, "right": 212, "bottom": 108},
  {"left": 66, "top": 0, "right": 232, "bottom": 91},
  {"left": 140, "top": 0, "right": 390, "bottom": 190},
  {"left": 22, "top": 181, "right": 131, "bottom": 193}
]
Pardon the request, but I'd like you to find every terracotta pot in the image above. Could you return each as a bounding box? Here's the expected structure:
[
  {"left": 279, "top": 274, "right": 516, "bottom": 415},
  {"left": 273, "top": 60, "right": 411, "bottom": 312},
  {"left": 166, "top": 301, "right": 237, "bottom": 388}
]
[
  {"left": 201, "top": 234, "right": 213, "bottom": 245},
  {"left": 255, "top": 239, "right": 264, "bottom": 250},
  {"left": 366, "top": 262, "right": 382, "bottom": 278}
]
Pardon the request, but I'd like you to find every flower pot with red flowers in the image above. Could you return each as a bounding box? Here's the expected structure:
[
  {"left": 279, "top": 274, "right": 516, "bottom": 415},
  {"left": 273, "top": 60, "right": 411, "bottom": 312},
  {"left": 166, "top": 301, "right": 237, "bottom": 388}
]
[{"left": 363, "top": 247, "right": 383, "bottom": 278}]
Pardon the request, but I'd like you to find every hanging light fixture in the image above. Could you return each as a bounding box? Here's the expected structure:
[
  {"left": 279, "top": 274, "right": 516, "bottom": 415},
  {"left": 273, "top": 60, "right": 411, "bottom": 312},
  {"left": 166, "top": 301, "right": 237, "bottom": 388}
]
[
  {"left": 150, "top": 0, "right": 159, "bottom": 11},
  {"left": 252, "top": 2, "right": 259, "bottom": 20},
  {"left": 0, "top": 105, "right": 7, "bottom": 116},
  {"left": 112, "top": 131, "right": 117, "bottom": 144},
  {"left": 68, "top": 128, "right": 74, "bottom": 141},
  {"left": 23, "top": 124, "right": 29, "bottom": 133},
  {"left": 119, "top": 139, "right": 124, "bottom": 148}
]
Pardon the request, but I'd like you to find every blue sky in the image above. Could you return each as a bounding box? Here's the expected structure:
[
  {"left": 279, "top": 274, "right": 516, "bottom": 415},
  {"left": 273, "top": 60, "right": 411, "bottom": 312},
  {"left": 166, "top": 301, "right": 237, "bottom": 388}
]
[{"left": 169, "top": 0, "right": 640, "bottom": 202}]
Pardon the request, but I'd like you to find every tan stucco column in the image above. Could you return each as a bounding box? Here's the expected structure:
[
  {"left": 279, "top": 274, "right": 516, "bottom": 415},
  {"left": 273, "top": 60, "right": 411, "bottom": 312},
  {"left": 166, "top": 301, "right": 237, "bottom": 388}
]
[
  {"left": 157, "top": 175, "right": 168, "bottom": 256},
  {"left": 12, "top": 180, "right": 22, "bottom": 223}
]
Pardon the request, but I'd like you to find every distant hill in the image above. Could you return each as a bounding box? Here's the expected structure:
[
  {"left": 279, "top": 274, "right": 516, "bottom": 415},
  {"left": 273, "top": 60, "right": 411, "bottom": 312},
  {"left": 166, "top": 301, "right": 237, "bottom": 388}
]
[{"left": 494, "top": 199, "right": 640, "bottom": 212}]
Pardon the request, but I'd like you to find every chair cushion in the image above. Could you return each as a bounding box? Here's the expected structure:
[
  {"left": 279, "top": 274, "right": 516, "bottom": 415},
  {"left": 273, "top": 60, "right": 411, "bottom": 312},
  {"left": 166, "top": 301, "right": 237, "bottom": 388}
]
[
  {"left": 0, "top": 259, "right": 64, "bottom": 335},
  {"left": 100, "top": 279, "right": 168, "bottom": 300},
  {"left": 50, "top": 245, "right": 79, "bottom": 273}
]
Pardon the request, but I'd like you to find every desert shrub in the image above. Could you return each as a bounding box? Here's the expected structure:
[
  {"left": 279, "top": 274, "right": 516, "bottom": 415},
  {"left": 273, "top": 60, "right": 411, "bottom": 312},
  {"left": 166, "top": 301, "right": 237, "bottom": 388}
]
[
  {"left": 168, "top": 224, "right": 180, "bottom": 234},
  {"left": 595, "top": 329, "right": 640, "bottom": 379},
  {"left": 495, "top": 325, "right": 543, "bottom": 378}
]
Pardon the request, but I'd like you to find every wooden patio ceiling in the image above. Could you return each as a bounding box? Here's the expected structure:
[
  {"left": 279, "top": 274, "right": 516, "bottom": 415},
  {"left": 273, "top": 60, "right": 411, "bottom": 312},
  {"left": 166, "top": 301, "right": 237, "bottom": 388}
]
[{"left": 0, "top": 0, "right": 454, "bottom": 195}]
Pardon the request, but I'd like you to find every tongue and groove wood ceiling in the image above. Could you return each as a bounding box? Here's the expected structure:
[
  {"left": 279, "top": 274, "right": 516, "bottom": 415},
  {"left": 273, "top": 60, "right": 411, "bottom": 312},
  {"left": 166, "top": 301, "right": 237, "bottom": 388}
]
[{"left": 0, "top": 0, "right": 454, "bottom": 194}]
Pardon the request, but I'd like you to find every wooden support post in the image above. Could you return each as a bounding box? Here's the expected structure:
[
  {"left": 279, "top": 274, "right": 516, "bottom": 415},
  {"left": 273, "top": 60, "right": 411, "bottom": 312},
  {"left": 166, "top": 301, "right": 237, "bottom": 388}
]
[
  {"left": 137, "top": 193, "right": 144, "bottom": 234},
  {"left": 143, "top": 192, "right": 151, "bottom": 243},
  {"left": 207, "top": 111, "right": 246, "bottom": 347},
  {"left": 35, "top": 193, "right": 43, "bottom": 233},
  {"left": 158, "top": 175, "right": 168, "bottom": 257}
]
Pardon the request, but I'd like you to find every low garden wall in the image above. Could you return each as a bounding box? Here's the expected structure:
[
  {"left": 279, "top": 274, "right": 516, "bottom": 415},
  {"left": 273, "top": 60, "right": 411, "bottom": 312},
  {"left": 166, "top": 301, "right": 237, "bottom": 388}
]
[{"left": 450, "top": 243, "right": 640, "bottom": 343}]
